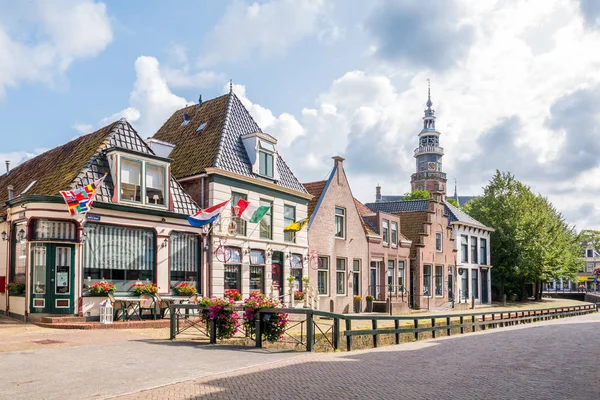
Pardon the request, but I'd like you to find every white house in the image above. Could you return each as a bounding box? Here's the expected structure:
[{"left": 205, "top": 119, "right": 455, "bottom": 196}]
[{"left": 445, "top": 202, "right": 494, "bottom": 305}]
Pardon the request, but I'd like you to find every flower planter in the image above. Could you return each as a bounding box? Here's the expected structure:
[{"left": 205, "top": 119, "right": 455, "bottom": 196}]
[
  {"left": 8, "top": 290, "right": 24, "bottom": 296},
  {"left": 366, "top": 300, "right": 373, "bottom": 313},
  {"left": 353, "top": 301, "right": 361, "bottom": 313}
]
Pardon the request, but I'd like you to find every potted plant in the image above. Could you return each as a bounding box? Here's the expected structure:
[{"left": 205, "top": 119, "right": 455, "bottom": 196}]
[
  {"left": 224, "top": 289, "right": 242, "bottom": 301},
  {"left": 130, "top": 282, "right": 159, "bottom": 296},
  {"left": 198, "top": 296, "right": 240, "bottom": 340},
  {"left": 294, "top": 290, "right": 305, "bottom": 301},
  {"left": 365, "top": 294, "right": 374, "bottom": 312},
  {"left": 7, "top": 280, "right": 25, "bottom": 295},
  {"left": 88, "top": 281, "right": 116, "bottom": 296},
  {"left": 353, "top": 295, "right": 362, "bottom": 313},
  {"left": 174, "top": 282, "right": 197, "bottom": 296},
  {"left": 243, "top": 292, "right": 289, "bottom": 343}
]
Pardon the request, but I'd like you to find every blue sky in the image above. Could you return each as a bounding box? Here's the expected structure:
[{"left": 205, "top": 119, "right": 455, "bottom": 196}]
[{"left": 1, "top": 0, "right": 600, "bottom": 230}]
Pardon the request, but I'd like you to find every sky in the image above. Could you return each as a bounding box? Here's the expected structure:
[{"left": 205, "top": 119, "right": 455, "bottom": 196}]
[{"left": 1, "top": 0, "right": 600, "bottom": 230}]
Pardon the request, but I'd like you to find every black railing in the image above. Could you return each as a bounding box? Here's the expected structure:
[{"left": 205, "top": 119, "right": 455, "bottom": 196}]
[{"left": 169, "top": 302, "right": 599, "bottom": 352}]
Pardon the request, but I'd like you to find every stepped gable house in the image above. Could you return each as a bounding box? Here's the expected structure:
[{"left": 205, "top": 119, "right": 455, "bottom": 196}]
[
  {"left": 303, "top": 157, "right": 368, "bottom": 313},
  {"left": 152, "top": 90, "right": 310, "bottom": 301},
  {"left": 354, "top": 198, "right": 412, "bottom": 313},
  {"left": 0, "top": 119, "right": 199, "bottom": 321}
]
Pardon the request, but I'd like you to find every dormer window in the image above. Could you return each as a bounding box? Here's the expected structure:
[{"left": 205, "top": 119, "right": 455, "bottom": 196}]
[
  {"left": 117, "top": 155, "right": 168, "bottom": 208},
  {"left": 258, "top": 140, "right": 275, "bottom": 178},
  {"left": 242, "top": 133, "right": 280, "bottom": 181}
]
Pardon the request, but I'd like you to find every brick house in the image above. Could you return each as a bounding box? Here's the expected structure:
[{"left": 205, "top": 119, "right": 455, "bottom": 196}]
[
  {"left": 152, "top": 90, "right": 310, "bottom": 301},
  {"left": 354, "top": 199, "right": 412, "bottom": 313},
  {"left": 303, "top": 157, "right": 368, "bottom": 313},
  {"left": 366, "top": 194, "right": 456, "bottom": 310}
]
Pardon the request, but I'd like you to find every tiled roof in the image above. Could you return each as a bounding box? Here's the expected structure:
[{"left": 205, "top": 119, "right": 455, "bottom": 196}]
[
  {"left": 153, "top": 93, "right": 307, "bottom": 194},
  {"left": 444, "top": 201, "right": 490, "bottom": 230},
  {"left": 353, "top": 198, "right": 378, "bottom": 235},
  {"left": 0, "top": 120, "right": 198, "bottom": 216},
  {"left": 380, "top": 195, "right": 476, "bottom": 206},
  {"left": 399, "top": 211, "right": 429, "bottom": 258},
  {"left": 365, "top": 199, "right": 429, "bottom": 214},
  {"left": 303, "top": 180, "right": 327, "bottom": 218},
  {"left": 354, "top": 198, "right": 374, "bottom": 216}
]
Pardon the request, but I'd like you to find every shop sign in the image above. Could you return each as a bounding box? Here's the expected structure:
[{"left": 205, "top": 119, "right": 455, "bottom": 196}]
[{"left": 86, "top": 214, "right": 101, "bottom": 221}]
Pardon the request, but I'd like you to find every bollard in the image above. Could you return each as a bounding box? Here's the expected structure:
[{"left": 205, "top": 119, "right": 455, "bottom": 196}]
[
  {"left": 471, "top": 296, "right": 475, "bottom": 309},
  {"left": 503, "top": 294, "right": 507, "bottom": 306},
  {"left": 210, "top": 318, "right": 217, "bottom": 344},
  {"left": 395, "top": 320, "right": 400, "bottom": 344},
  {"left": 346, "top": 319, "right": 353, "bottom": 351},
  {"left": 255, "top": 312, "right": 263, "bottom": 348}
]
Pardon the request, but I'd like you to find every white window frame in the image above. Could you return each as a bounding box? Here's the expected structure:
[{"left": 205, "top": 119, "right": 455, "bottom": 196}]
[
  {"left": 119, "top": 155, "right": 168, "bottom": 209},
  {"left": 336, "top": 258, "right": 346, "bottom": 295},
  {"left": 391, "top": 221, "right": 398, "bottom": 247},
  {"left": 335, "top": 207, "right": 346, "bottom": 239},
  {"left": 382, "top": 219, "right": 389, "bottom": 246},
  {"left": 435, "top": 232, "right": 443, "bottom": 252},
  {"left": 318, "top": 256, "right": 329, "bottom": 296}
]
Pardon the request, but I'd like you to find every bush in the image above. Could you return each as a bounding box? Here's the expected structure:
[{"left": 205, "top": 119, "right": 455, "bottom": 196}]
[
  {"left": 199, "top": 297, "right": 240, "bottom": 340},
  {"left": 243, "top": 292, "right": 289, "bottom": 343}
]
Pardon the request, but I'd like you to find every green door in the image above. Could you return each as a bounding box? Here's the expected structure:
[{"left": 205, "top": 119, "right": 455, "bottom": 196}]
[{"left": 30, "top": 244, "right": 75, "bottom": 314}]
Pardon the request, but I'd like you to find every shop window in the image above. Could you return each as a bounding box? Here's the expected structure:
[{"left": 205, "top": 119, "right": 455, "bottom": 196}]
[
  {"left": 83, "top": 223, "right": 156, "bottom": 292},
  {"left": 170, "top": 232, "right": 200, "bottom": 292},
  {"left": 224, "top": 247, "right": 242, "bottom": 292},
  {"left": 250, "top": 250, "right": 265, "bottom": 293}
]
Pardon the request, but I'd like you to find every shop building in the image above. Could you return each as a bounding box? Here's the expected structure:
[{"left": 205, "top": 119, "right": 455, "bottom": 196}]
[
  {"left": 0, "top": 120, "right": 199, "bottom": 321},
  {"left": 152, "top": 90, "right": 310, "bottom": 301}
]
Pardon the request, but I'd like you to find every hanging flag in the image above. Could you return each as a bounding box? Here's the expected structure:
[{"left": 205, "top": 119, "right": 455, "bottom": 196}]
[
  {"left": 284, "top": 218, "right": 309, "bottom": 232},
  {"left": 60, "top": 173, "right": 107, "bottom": 215},
  {"left": 188, "top": 199, "right": 230, "bottom": 227},
  {"left": 235, "top": 198, "right": 270, "bottom": 223}
]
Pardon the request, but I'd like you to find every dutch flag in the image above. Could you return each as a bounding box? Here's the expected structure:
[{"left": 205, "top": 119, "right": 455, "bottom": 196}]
[{"left": 188, "top": 199, "right": 230, "bottom": 227}]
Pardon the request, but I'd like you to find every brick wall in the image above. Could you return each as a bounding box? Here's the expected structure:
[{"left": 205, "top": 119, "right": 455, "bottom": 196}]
[{"left": 307, "top": 159, "right": 369, "bottom": 313}]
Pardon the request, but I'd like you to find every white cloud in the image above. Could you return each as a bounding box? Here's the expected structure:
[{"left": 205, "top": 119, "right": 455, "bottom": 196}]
[
  {"left": 0, "top": 0, "right": 112, "bottom": 98},
  {"left": 72, "top": 123, "right": 93, "bottom": 135},
  {"left": 1, "top": 149, "right": 49, "bottom": 172},
  {"left": 199, "top": 0, "right": 333, "bottom": 66},
  {"left": 162, "top": 45, "right": 224, "bottom": 89},
  {"left": 98, "top": 56, "right": 188, "bottom": 137},
  {"left": 228, "top": 83, "right": 306, "bottom": 148},
  {"left": 224, "top": 0, "right": 600, "bottom": 230}
]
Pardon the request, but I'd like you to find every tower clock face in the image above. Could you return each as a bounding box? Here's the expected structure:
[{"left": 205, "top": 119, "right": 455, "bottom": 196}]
[{"left": 428, "top": 162, "right": 436, "bottom": 170}]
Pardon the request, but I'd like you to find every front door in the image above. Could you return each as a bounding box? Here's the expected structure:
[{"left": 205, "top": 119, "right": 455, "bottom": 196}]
[
  {"left": 481, "top": 269, "right": 489, "bottom": 304},
  {"left": 271, "top": 250, "right": 284, "bottom": 296},
  {"left": 369, "top": 262, "right": 378, "bottom": 297},
  {"left": 353, "top": 272, "right": 360, "bottom": 296},
  {"left": 448, "top": 271, "right": 454, "bottom": 301},
  {"left": 30, "top": 244, "right": 75, "bottom": 314},
  {"left": 409, "top": 268, "right": 415, "bottom": 308}
]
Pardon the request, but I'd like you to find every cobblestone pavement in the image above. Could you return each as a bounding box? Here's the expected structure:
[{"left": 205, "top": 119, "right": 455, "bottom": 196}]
[{"left": 113, "top": 312, "right": 600, "bottom": 400}]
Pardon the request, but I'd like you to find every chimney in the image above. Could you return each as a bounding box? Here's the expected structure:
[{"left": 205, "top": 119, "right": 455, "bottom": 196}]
[
  {"left": 376, "top": 184, "right": 381, "bottom": 202},
  {"left": 8, "top": 185, "right": 14, "bottom": 200},
  {"left": 198, "top": 94, "right": 203, "bottom": 110},
  {"left": 5, "top": 160, "right": 10, "bottom": 175},
  {"left": 332, "top": 156, "right": 345, "bottom": 166}
]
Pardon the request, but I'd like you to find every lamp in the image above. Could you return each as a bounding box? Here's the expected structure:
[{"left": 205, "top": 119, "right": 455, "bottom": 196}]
[
  {"left": 17, "top": 228, "right": 25, "bottom": 242},
  {"left": 161, "top": 238, "right": 169, "bottom": 248},
  {"left": 266, "top": 248, "right": 272, "bottom": 258},
  {"left": 303, "top": 254, "right": 309, "bottom": 262},
  {"left": 1, "top": 231, "right": 7, "bottom": 241}
]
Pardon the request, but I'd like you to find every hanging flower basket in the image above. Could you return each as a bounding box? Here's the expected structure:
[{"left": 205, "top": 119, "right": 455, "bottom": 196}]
[
  {"left": 174, "top": 282, "right": 197, "bottom": 296},
  {"left": 198, "top": 297, "right": 240, "bottom": 340}
]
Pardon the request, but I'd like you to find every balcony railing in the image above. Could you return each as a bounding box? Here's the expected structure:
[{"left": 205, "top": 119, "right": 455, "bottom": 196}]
[{"left": 414, "top": 145, "right": 444, "bottom": 156}]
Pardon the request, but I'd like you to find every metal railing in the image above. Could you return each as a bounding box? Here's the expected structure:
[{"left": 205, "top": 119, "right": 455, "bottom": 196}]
[
  {"left": 414, "top": 145, "right": 444, "bottom": 156},
  {"left": 366, "top": 285, "right": 408, "bottom": 302},
  {"left": 169, "top": 302, "right": 599, "bottom": 353}
]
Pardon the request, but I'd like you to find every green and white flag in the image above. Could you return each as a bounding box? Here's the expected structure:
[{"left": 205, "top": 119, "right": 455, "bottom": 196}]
[{"left": 235, "top": 198, "right": 270, "bottom": 223}]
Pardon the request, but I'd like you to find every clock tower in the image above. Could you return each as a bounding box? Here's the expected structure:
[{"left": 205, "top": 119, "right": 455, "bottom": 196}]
[{"left": 410, "top": 83, "right": 447, "bottom": 198}]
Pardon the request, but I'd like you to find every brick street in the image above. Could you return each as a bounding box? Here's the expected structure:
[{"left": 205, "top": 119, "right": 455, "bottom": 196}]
[
  {"left": 111, "top": 312, "right": 600, "bottom": 400},
  {"left": 2, "top": 310, "right": 598, "bottom": 400}
]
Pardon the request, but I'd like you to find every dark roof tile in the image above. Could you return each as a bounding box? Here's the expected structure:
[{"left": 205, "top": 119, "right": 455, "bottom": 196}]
[{"left": 365, "top": 199, "right": 429, "bottom": 213}]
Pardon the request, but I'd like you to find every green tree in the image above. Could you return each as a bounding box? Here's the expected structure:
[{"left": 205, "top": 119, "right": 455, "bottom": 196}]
[
  {"left": 403, "top": 190, "right": 430, "bottom": 200},
  {"left": 447, "top": 198, "right": 460, "bottom": 208},
  {"left": 579, "top": 229, "right": 600, "bottom": 251},
  {"left": 464, "top": 171, "right": 583, "bottom": 301}
]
